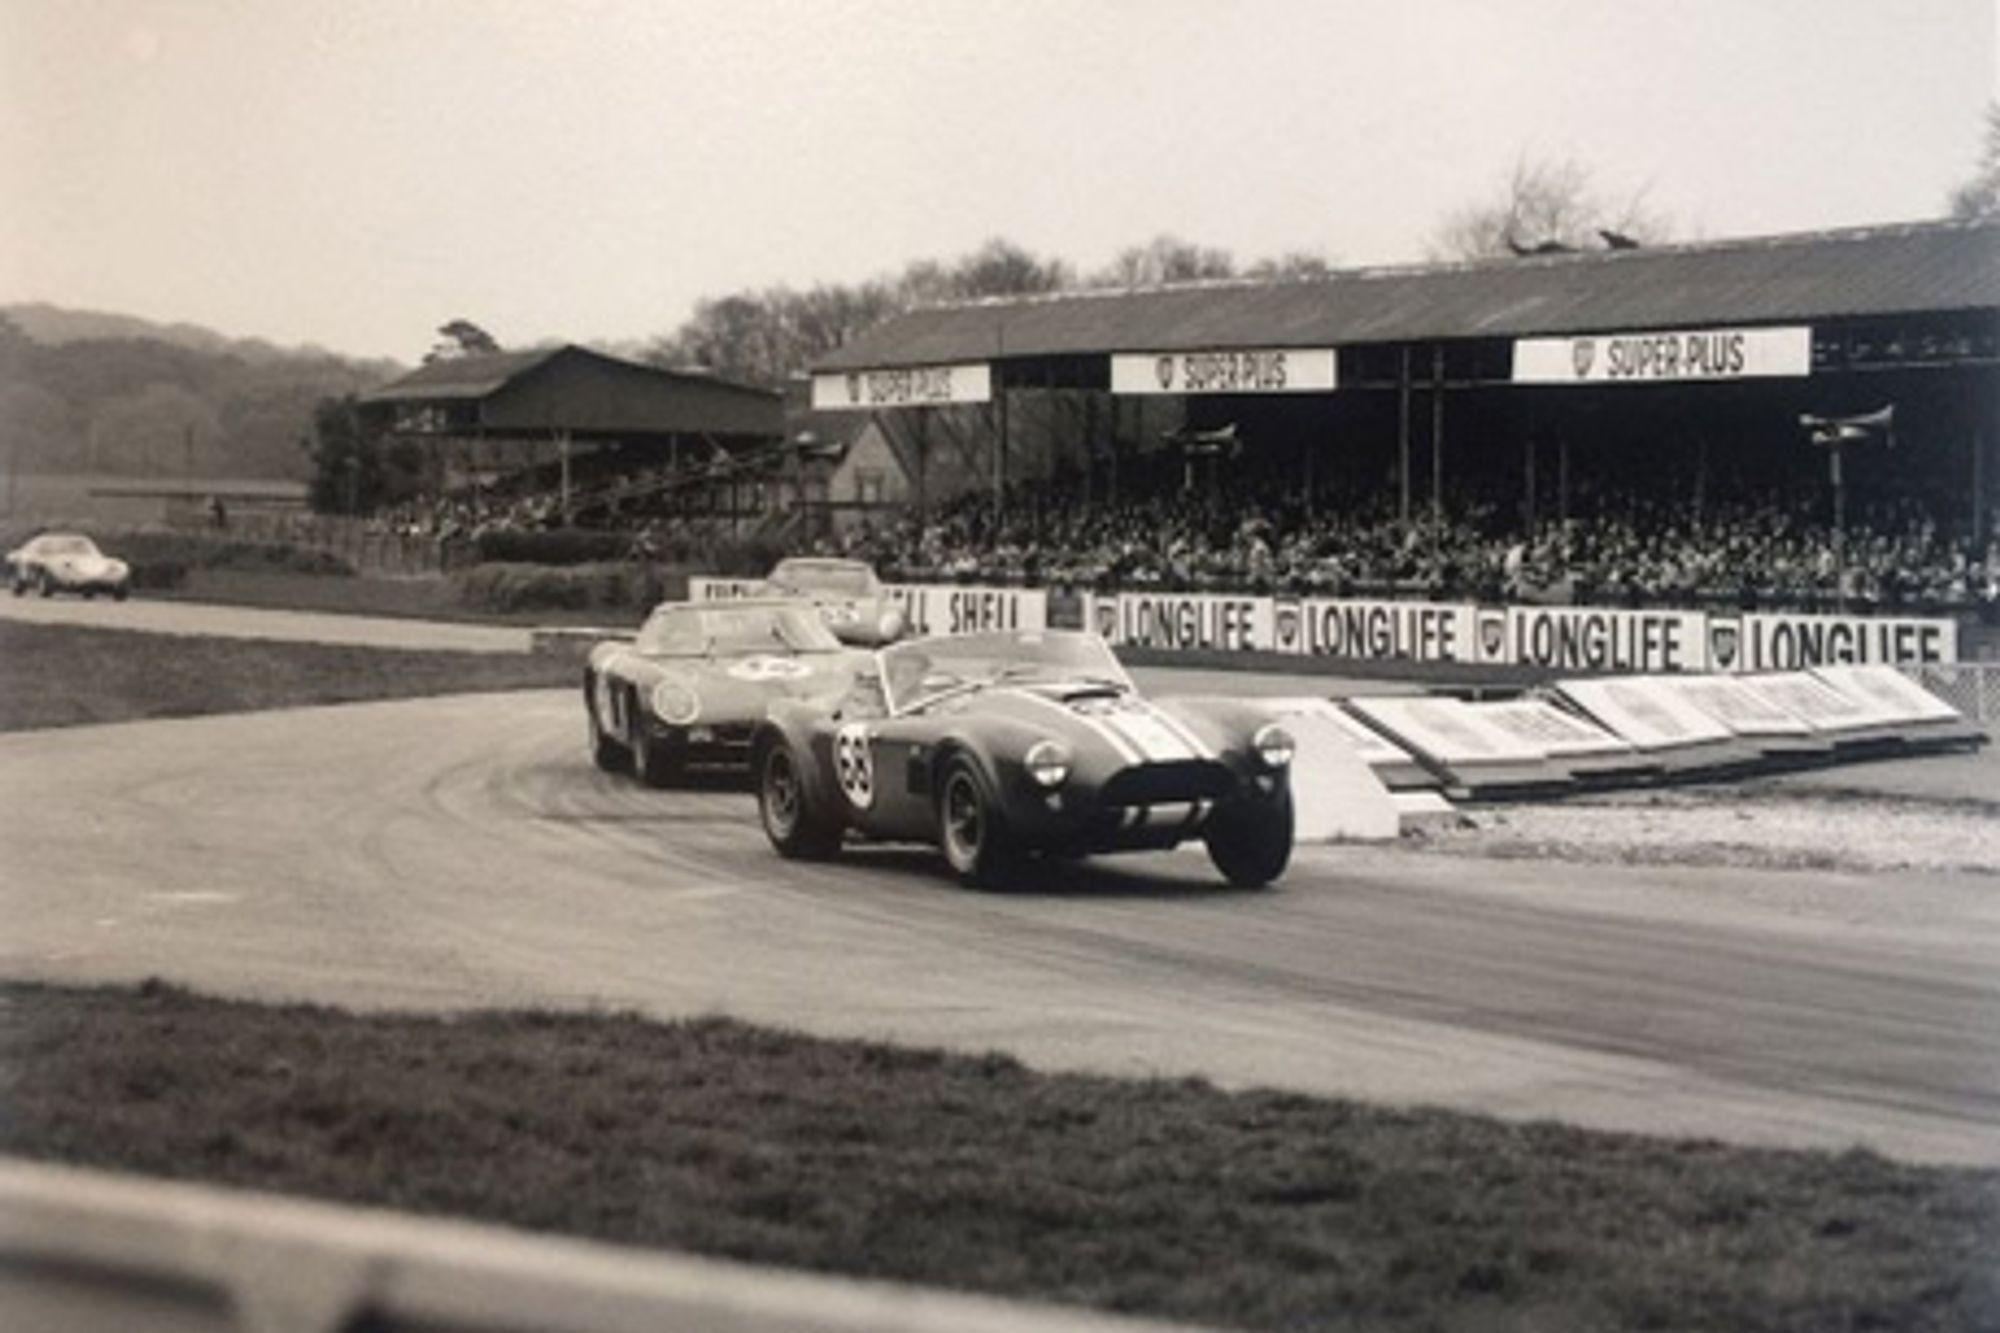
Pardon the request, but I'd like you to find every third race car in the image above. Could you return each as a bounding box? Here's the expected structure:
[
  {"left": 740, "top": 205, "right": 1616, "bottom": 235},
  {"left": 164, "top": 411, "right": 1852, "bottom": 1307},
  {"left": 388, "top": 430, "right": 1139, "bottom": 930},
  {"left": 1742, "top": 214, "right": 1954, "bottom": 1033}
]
[
  {"left": 7, "top": 532, "right": 131, "bottom": 600},
  {"left": 752, "top": 629, "right": 1297, "bottom": 887}
]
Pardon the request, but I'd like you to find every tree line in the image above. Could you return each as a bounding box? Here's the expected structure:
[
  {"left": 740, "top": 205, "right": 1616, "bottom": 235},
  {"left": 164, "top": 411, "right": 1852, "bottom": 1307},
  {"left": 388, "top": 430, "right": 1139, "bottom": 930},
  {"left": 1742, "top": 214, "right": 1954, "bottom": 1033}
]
[{"left": 0, "top": 312, "right": 394, "bottom": 482}]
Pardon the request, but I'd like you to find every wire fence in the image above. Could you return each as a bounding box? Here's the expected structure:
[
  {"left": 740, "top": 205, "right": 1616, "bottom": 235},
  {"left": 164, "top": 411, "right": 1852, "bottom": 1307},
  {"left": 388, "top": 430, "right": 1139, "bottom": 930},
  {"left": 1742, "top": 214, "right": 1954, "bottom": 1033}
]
[{"left": 1904, "top": 662, "right": 2000, "bottom": 723}]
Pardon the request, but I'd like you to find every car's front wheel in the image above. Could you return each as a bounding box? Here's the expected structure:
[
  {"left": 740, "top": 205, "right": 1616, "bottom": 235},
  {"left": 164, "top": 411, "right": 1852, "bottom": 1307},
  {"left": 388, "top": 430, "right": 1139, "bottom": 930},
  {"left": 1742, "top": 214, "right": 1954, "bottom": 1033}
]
[
  {"left": 632, "top": 718, "right": 685, "bottom": 788},
  {"left": 1204, "top": 787, "right": 1294, "bottom": 888},
  {"left": 937, "top": 755, "right": 1014, "bottom": 888},
  {"left": 112, "top": 586, "right": 129, "bottom": 602},
  {"left": 37, "top": 572, "right": 55, "bottom": 598},
  {"left": 584, "top": 674, "right": 629, "bottom": 774},
  {"left": 759, "top": 739, "right": 842, "bottom": 859}
]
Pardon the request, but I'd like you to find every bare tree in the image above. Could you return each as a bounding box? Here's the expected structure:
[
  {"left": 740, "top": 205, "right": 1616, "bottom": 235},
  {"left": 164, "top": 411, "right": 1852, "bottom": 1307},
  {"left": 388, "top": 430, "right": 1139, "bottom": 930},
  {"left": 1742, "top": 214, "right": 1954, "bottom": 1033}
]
[
  {"left": 1948, "top": 102, "right": 2000, "bottom": 219},
  {"left": 1244, "top": 249, "right": 1335, "bottom": 281},
  {"left": 1091, "top": 234, "right": 1236, "bottom": 288},
  {"left": 1428, "top": 154, "right": 1670, "bottom": 261}
]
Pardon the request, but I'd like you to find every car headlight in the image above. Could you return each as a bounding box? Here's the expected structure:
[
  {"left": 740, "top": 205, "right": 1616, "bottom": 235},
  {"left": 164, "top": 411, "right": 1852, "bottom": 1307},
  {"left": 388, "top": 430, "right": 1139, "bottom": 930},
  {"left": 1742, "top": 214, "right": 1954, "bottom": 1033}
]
[
  {"left": 1024, "top": 739, "right": 1071, "bottom": 789},
  {"left": 878, "top": 608, "right": 906, "bottom": 641},
  {"left": 651, "top": 680, "right": 701, "bottom": 725},
  {"left": 1252, "top": 723, "right": 1296, "bottom": 769}
]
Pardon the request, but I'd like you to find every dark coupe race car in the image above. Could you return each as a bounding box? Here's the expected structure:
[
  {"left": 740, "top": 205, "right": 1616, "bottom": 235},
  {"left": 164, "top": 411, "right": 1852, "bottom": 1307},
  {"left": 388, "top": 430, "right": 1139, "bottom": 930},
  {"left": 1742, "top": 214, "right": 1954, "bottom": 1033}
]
[
  {"left": 752, "top": 630, "right": 1296, "bottom": 887},
  {"left": 585, "top": 599, "right": 868, "bottom": 785}
]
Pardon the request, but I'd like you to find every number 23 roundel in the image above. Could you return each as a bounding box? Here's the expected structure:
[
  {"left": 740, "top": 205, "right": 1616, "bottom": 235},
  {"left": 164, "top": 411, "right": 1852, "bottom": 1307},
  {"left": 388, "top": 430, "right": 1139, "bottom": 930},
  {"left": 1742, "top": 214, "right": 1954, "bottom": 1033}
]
[{"left": 834, "top": 722, "right": 875, "bottom": 808}]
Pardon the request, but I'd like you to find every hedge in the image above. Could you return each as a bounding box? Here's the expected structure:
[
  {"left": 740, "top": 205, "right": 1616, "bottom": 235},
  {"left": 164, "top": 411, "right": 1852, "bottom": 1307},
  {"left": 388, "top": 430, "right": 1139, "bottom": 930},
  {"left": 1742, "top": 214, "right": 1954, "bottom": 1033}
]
[{"left": 451, "top": 562, "right": 693, "bottom": 614}]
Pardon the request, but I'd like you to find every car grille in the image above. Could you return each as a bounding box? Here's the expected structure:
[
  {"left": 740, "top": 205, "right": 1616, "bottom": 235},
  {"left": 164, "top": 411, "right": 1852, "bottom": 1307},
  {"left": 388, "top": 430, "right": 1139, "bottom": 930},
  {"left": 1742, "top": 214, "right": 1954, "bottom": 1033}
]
[{"left": 1100, "top": 760, "right": 1235, "bottom": 807}]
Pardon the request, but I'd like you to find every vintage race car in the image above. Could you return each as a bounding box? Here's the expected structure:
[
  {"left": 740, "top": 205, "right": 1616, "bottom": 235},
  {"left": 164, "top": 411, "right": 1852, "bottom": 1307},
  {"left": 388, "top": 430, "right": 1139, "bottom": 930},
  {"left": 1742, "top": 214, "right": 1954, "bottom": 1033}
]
[
  {"left": 7, "top": 532, "right": 131, "bottom": 600},
  {"left": 752, "top": 629, "right": 1297, "bottom": 888},
  {"left": 585, "top": 598, "right": 868, "bottom": 785},
  {"left": 764, "top": 557, "right": 906, "bottom": 646}
]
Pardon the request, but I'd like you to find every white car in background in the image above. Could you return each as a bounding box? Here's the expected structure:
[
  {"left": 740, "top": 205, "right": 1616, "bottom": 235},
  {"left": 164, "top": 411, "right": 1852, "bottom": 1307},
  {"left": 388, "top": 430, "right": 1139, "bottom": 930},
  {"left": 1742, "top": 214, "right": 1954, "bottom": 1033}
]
[
  {"left": 765, "top": 557, "right": 905, "bottom": 646},
  {"left": 7, "top": 532, "right": 132, "bottom": 600}
]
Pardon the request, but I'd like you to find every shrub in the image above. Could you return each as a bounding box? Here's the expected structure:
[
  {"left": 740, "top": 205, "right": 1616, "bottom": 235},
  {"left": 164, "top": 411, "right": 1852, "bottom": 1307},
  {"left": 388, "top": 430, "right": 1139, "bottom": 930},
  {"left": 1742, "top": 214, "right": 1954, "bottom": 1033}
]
[
  {"left": 452, "top": 562, "right": 690, "bottom": 614},
  {"left": 472, "top": 529, "right": 636, "bottom": 567}
]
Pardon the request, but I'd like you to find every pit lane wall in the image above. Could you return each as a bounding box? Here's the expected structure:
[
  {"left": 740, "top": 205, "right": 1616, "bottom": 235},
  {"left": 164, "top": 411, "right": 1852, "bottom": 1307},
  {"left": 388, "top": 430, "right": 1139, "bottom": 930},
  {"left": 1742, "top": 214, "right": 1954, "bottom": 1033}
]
[
  {"left": 0, "top": 1157, "right": 1191, "bottom": 1333},
  {"left": 1080, "top": 591, "right": 1961, "bottom": 672}
]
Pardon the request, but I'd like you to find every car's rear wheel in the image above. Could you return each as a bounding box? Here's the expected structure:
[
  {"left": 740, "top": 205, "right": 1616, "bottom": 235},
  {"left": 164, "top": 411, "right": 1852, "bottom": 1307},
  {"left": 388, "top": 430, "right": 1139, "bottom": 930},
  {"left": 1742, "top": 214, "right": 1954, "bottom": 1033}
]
[
  {"left": 1204, "top": 787, "right": 1294, "bottom": 888},
  {"left": 112, "top": 586, "right": 129, "bottom": 602},
  {"left": 938, "top": 755, "right": 1013, "bottom": 888},
  {"left": 759, "top": 739, "right": 842, "bottom": 859},
  {"left": 584, "top": 674, "right": 630, "bottom": 774}
]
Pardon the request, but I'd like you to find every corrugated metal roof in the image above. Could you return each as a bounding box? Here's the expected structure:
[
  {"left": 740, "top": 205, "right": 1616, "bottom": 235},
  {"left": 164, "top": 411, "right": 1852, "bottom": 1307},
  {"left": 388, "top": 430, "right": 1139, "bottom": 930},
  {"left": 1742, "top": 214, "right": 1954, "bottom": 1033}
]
[
  {"left": 816, "top": 218, "right": 2000, "bottom": 371},
  {"left": 360, "top": 347, "right": 568, "bottom": 403}
]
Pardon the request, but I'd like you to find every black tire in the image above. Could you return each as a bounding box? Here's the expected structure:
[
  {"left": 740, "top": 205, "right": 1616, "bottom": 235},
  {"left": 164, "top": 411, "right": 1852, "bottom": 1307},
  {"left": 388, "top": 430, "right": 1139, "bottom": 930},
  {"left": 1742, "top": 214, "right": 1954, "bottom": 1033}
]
[
  {"left": 81, "top": 588, "right": 96, "bottom": 600},
  {"left": 38, "top": 572, "right": 55, "bottom": 598},
  {"left": 584, "top": 674, "right": 630, "bottom": 774},
  {"left": 1204, "top": 787, "right": 1294, "bottom": 888},
  {"left": 632, "top": 717, "right": 686, "bottom": 788},
  {"left": 10, "top": 576, "right": 25, "bottom": 597},
  {"left": 758, "top": 738, "right": 842, "bottom": 859},
  {"left": 937, "top": 754, "right": 1014, "bottom": 888},
  {"left": 112, "top": 586, "right": 129, "bottom": 602}
]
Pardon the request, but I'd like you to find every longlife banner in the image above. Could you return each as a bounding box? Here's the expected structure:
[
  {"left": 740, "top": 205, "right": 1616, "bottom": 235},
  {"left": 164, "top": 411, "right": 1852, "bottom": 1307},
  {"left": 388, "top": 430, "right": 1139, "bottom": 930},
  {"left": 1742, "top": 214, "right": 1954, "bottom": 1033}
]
[{"left": 1083, "top": 590, "right": 1958, "bottom": 671}]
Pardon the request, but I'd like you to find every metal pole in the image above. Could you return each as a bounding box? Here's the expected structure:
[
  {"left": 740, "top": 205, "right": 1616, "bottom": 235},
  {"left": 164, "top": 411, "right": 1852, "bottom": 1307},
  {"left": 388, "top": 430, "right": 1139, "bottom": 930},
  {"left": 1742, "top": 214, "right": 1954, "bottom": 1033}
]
[
  {"left": 1558, "top": 435, "right": 1570, "bottom": 525},
  {"left": 1429, "top": 345, "right": 1444, "bottom": 549},
  {"left": 1396, "top": 346, "right": 1412, "bottom": 522},
  {"left": 558, "top": 431, "right": 572, "bottom": 525},
  {"left": 1523, "top": 434, "right": 1536, "bottom": 530},
  {"left": 1831, "top": 441, "right": 1846, "bottom": 612}
]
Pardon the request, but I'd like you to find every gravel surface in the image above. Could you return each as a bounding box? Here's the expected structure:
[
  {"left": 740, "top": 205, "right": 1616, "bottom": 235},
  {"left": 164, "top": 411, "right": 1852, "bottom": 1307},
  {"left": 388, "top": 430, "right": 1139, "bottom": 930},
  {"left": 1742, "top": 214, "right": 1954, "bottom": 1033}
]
[{"left": 1412, "top": 778, "right": 2000, "bottom": 876}]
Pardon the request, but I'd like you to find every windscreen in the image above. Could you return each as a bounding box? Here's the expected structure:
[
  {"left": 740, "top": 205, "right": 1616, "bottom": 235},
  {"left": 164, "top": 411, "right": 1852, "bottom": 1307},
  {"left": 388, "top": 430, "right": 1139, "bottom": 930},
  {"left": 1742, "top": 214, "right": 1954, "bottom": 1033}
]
[
  {"left": 637, "top": 604, "right": 844, "bottom": 656},
  {"left": 773, "top": 563, "right": 874, "bottom": 597},
  {"left": 880, "top": 631, "right": 1129, "bottom": 713}
]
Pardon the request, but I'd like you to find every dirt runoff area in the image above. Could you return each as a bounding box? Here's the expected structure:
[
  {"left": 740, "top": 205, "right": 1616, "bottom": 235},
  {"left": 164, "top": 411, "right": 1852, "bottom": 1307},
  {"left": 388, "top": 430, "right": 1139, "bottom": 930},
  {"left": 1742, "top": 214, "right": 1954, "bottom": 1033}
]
[{"left": 1409, "top": 748, "right": 2000, "bottom": 877}]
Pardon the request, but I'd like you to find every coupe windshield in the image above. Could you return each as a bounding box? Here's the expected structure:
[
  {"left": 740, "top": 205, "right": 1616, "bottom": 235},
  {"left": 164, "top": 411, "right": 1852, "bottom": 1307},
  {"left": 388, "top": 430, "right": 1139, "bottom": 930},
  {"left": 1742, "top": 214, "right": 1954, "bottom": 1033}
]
[
  {"left": 880, "top": 631, "right": 1130, "bottom": 714},
  {"left": 637, "top": 603, "right": 843, "bottom": 656},
  {"left": 772, "top": 562, "right": 874, "bottom": 597}
]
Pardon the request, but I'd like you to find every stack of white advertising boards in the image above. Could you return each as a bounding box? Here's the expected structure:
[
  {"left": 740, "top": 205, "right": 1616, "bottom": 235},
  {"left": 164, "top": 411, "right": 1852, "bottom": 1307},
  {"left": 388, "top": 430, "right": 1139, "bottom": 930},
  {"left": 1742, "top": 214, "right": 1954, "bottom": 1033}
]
[{"left": 1337, "top": 665, "right": 1983, "bottom": 800}]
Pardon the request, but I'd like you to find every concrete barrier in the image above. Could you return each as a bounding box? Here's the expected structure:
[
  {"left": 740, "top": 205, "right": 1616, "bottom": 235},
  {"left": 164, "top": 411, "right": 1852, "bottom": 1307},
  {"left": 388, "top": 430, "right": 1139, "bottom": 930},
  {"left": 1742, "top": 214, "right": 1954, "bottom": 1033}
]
[
  {"left": 1255, "top": 699, "right": 1400, "bottom": 841},
  {"left": 0, "top": 1158, "right": 1198, "bottom": 1333}
]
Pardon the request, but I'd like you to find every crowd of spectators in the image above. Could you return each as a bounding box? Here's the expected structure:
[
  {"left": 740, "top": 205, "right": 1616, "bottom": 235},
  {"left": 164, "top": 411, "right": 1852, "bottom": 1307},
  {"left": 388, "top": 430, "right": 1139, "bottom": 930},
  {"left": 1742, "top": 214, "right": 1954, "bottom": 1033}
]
[
  {"left": 831, "top": 473, "right": 1999, "bottom": 615},
  {"left": 362, "top": 451, "right": 1998, "bottom": 615}
]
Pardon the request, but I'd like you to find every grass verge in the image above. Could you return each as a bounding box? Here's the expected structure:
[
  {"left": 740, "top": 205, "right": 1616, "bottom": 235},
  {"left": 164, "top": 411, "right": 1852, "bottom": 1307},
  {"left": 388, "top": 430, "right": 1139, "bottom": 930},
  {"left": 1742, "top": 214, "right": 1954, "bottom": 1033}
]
[
  {"left": 0, "top": 619, "right": 569, "bottom": 732},
  {"left": 3, "top": 980, "right": 1994, "bottom": 1333}
]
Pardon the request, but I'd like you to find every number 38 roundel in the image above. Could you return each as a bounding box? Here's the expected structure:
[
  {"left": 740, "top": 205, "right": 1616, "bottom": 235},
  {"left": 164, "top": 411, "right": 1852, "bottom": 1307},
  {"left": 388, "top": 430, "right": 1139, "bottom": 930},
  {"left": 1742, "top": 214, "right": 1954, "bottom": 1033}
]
[{"left": 834, "top": 722, "right": 874, "bottom": 808}]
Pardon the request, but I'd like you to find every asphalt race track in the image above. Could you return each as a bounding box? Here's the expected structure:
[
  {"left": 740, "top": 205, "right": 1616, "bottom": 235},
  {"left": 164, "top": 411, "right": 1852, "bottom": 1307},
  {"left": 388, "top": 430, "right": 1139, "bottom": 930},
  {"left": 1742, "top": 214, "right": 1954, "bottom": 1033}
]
[{"left": 5, "top": 684, "right": 1998, "bottom": 1167}]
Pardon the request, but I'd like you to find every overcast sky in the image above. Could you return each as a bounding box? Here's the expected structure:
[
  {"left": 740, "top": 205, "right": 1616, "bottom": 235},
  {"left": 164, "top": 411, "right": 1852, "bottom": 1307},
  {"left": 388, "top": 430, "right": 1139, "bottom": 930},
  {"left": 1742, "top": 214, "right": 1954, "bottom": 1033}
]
[{"left": 4, "top": 0, "right": 1995, "bottom": 362}]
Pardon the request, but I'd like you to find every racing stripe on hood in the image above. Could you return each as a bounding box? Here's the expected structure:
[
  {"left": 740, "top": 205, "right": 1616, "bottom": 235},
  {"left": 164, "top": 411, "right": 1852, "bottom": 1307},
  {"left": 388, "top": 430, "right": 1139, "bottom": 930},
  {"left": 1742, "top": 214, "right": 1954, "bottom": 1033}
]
[
  {"left": 1097, "top": 699, "right": 1201, "bottom": 763},
  {"left": 1014, "top": 689, "right": 1143, "bottom": 765},
  {"left": 1134, "top": 700, "right": 1218, "bottom": 761}
]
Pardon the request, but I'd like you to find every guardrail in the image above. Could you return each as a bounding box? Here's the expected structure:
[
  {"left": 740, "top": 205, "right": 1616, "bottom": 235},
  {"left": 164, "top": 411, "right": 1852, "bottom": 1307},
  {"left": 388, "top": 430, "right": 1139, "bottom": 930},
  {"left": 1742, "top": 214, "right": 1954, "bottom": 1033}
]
[{"left": 0, "top": 1158, "right": 1198, "bottom": 1333}]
